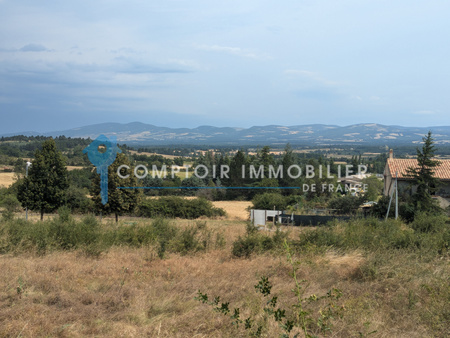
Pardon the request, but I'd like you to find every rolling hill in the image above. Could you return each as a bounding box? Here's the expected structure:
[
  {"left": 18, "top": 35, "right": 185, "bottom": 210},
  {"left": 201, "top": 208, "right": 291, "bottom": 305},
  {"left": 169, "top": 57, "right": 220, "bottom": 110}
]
[{"left": 3, "top": 122, "right": 450, "bottom": 146}]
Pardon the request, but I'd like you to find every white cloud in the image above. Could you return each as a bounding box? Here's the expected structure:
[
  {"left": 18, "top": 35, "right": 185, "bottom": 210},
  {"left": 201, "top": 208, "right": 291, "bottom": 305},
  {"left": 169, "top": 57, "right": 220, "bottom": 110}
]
[
  {"left": 351, "top": 95, "right": 363, "bottom": 101},
  {"left": 195, "top": 44, "right": 269, "bottom": 60}
]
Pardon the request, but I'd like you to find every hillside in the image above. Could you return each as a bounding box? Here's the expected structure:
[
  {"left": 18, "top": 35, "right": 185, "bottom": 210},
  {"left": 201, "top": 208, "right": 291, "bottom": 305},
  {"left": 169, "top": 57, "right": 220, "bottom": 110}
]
[{"left": 3, "top": 122, "right": 450, "bottom": 146}]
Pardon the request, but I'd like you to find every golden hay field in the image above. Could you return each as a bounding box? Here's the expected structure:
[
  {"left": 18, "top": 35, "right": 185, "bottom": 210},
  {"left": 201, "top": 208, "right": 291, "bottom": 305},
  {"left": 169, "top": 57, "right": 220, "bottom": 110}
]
[
  {"left": 0, "top": 172, "right": 15, "bottom": 187},
  {"left": 144, "top": 198, "right": 251, "bottom": 221},
  {"left": 0, "top": 166, "right": 84, "bottom": 188},
  {"left": 128, "top": 150, "right": 179, "bottom": 159},
  {"left": 66, "top": 166, "right": 85, "bottom": 171},
  {"left": 212, "top": 201, "right": 252, "bottom": 220}
]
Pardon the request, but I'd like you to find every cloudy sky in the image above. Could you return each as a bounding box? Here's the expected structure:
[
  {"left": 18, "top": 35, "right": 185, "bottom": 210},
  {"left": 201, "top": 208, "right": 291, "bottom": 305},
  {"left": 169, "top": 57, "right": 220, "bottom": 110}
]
[{"left": 1, "top": 0, "right": 449, "bottom": 134}]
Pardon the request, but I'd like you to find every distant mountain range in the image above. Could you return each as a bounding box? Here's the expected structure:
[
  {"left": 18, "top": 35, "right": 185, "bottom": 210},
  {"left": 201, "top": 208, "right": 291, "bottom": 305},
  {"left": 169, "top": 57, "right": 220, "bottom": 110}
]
[{"left": 3, "top": 122, "right": 450, "bottom": 146}]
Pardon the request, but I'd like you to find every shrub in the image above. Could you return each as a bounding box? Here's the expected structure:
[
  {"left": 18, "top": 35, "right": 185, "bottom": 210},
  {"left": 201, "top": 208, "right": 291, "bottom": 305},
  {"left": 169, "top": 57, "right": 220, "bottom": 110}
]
[
  {"left": 198, "top": 242, "right": 344, "bottom": 337},
  {"left": 1, "top": 194, "right": 21, "bottom": 212},
  {"left": 64, "top": 186, "right": 94, "bottom": 213},
  {"left": 1, "top": 216, "right": 220, "bottom": 257},
  {"left": 137, "top": 197, "right": 225, "bottom": 219},
  {"left": 370, "top": 195, "right": 394, "bottom": 219},
  {"left": 252, "top": 192, "right": 287, "bottom": 210},
  {"left": 293, "top": 217, "right": 449, "bottom": 255},
  {"left": 411, "top": 212, "right": 448, "bottom": 233},
  {"left": 232, "top": 235, "right": 261, "bottom": 258},
  {"left": 328, "top": 195, "right": 365, "bottom": 215},
  {"left": 48, "top": 209, "right": 101, "bottom": 250},
  {"left": 169, "top": 221, "right": 216, "bottom": 255},
  {"left": 232, "top": 226, "right": 288, "bottom": 258}
]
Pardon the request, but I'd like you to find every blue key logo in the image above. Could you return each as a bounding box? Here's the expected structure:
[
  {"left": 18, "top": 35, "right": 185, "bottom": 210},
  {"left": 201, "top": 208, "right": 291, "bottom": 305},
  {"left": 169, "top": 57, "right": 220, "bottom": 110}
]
[{"left": 83, "top": 135, "right": 122, "bottom": 205}]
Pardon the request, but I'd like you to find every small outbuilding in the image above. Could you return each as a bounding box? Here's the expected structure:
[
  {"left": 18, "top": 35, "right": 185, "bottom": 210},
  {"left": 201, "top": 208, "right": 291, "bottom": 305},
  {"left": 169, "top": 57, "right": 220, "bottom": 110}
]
[{"left": 250, "top": 209, "right": 283, "bottom": 227}]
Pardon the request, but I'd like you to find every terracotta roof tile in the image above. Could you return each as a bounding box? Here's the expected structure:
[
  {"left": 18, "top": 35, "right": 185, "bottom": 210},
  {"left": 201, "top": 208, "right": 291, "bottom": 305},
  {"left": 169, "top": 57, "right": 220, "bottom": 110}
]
[{"left": 386, "top": 158, "right": 450, "bottom": 180}]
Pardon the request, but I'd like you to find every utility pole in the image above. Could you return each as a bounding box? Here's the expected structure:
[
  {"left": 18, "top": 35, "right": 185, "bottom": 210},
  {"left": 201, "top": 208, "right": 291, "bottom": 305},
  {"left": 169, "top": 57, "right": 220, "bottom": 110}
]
[
  {"left": 25, "top": 161, "right": 31, "bottom": 221},
  {"left": 386, "top": 171, "right": 399, "bottom": 220},
  {"left": 395, "top": 171, "right": 398, "bottom": 220}
]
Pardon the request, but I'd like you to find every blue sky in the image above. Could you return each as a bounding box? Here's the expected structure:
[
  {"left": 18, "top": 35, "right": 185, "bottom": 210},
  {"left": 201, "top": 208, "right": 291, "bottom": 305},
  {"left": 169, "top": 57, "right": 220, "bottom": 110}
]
[{"left": 1, "top": 0, "right": 449, "bottom": 134}]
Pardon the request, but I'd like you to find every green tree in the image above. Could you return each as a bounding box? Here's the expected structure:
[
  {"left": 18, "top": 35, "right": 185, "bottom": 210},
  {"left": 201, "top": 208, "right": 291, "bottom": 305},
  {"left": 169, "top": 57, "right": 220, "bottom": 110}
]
[
  {"left": 226, "top": 150, "right": 249, "bottom": 199},
  {"left": 328, "top": 195, "right": 365, "bottom": 215},
  {"left": 405, "top": 131, "right": 441, "bottom": 213},
  {"left": 257, "top": 146, "right": 274, "bottom": 178},
  {"left": 362, "top": 175, "right": 383, "bottom": 201},
  {"left": 91, "top": 153, "right": 140, "bottom": 222},
  {"left": 17, "top": 138, "right": 69, "bottom": 220},
  {"left": 252, "top": 192, "right": 287, "bottom": 210},
  {"left": 280, "top": 143, "right": 301, "bottom": 191},
  {"left": 181, "top": 176, "right": 205, "bottom": 196}
]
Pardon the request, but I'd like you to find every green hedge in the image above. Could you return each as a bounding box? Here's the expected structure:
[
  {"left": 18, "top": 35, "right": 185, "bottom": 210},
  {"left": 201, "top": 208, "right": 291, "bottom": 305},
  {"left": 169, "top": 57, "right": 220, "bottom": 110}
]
[{"left": 137, "top": 197, "right": 226, "bottom": 219}]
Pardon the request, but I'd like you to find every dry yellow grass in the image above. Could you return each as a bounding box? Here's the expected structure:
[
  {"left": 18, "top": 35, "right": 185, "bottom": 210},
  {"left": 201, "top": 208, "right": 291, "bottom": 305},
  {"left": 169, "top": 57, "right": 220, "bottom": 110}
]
[
  {"left": 0, "top": 172, "right": 15, "bottom": 187},
  {"left": 0, "top": 167, "right": 84, "bottom": 188},
  {"left": 142, "top": 197, "right": 251, "bottom": 220},
  {"left": 66, "top": 166, "right": 85, "bottom": 171},
  {"left": 212, "top": 201, "right": 252, "bottom": 220},
  {"left": 128, "top": 150, "right": 179, "bottom": 159},
  {"left": 0, "top": 246, "right": 357, "bottom": 336},
  {"left": 0, "top": 218, "right": 446, "bottom": 337}
]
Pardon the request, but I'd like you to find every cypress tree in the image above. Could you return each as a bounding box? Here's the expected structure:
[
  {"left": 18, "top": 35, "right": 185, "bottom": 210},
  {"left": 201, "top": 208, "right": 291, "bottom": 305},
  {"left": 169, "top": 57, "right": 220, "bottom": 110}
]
[{"left": 406, "top": 131, "right": 441, "bottom": 213}]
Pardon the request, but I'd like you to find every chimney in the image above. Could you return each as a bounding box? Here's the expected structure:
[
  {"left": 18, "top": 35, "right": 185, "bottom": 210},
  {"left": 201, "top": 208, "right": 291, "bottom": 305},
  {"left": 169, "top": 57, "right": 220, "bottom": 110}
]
[{"left": 389, "top": 149, "right": 393, "bottom": 159}]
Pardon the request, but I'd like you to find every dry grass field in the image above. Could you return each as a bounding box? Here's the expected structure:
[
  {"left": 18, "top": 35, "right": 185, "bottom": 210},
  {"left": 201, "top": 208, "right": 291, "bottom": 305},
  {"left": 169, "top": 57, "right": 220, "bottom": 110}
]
[
  {"left": 0, "top": 173, "right": 15, "bottom": 187},
  {"left": 0, "top": 216, "right": 448, "bottom": 337},
  {"left": 66, "top": 166, "right": 85, "bottom": 171},
  {"left": 128, "top": 150, "right": 179, "bottom": 160},
  {"left": 212, "top": 201, "right": 252, "bottom": 220},
  {"left": 143, "top": 198, "right": 251, "bottom": 220},
  {"left": 0, "top": 166, "right": 84, "bottom": 188}
]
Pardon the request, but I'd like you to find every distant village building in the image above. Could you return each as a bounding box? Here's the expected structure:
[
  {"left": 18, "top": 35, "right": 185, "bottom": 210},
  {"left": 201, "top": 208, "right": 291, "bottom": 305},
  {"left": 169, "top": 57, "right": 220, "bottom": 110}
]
[{"left": 383, "top": 150, "right": 450, "bottom": 208}]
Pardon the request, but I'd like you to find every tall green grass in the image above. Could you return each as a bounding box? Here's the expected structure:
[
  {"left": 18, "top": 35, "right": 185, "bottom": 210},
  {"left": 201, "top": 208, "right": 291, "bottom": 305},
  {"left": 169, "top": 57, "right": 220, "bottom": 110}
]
[
  {"left": 294, "top": 214, "right": 449, "bottom": 255},
  {"left": 0, "top": 209, "right": 224, "bottom": 257}
]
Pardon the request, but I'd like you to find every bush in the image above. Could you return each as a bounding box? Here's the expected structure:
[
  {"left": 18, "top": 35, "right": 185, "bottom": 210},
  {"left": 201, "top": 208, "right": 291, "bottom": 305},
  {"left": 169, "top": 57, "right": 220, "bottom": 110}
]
[
  {"left": 137, "top": 197, "right": 225, "bottom": 219},
  {"left": 294, "top": 217, "right": 449, "bottom": 255},
  {"left": 48, "top": 209, "right": 101, "bottom": 250},
  {"left": 64, "top": 186, "right": 94, "bottom": 213},
  {"left": 232, "top": 226, "right": 288, "bottom": 258},
  {"left": 370, "top": 195, "right": 394, "bottom": 219},
  {"left": 0, "top": 216, "right": 222, "bottom": 257},
  {"left": 252, "top": 192, "right": 287, "bottom": 210},
  {"left": 1, "top": 194, "right": 21, "bottom": 212},
  {"left": 232, "top": 235, "right": 261, "bottom": 258},
  {"left": 411, "top": 212, "right": 448, "bottom": 233},
  {"left": 328, "top": 195, "right": 365, "bottom": 215}
]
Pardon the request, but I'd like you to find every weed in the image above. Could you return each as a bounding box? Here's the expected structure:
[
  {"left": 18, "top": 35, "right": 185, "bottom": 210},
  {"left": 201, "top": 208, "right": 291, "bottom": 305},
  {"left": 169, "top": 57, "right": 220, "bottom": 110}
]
[
  {"left": 197, "top": 240, "right": 344, "bottom": 337},
  {"left": 232, "top": 226, "right": 288, "bottom": 258}
]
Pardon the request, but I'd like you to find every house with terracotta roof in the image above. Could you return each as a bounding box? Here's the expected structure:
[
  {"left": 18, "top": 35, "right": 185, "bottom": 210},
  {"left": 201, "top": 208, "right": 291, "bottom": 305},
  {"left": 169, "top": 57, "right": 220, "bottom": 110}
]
[{"left": 383, "top": 150, "right": 450, "bottom": 208}]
